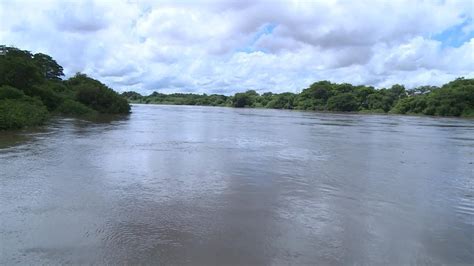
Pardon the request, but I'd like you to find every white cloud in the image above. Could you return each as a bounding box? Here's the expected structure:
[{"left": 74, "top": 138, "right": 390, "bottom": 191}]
[{"left": 1, "top": 0, "right": 472, "bottom": 94}]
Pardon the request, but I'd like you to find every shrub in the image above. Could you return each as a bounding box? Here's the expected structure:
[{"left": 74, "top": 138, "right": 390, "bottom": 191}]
[
  {"left": 0, "top": 85, "right": 25, "bottom": 100},
  {"left": 26, "top": 85, "right": 63, "bottom": 111},
  {"left": 0, "top": 97, "right": 49, "bottom": 129},
  {"left": 67, "top": 74, "right": 130, "bottom": 114},
  {"left": 327, "top": 93, "right": 359, "bottom": 112},
  {"left": 56, "top": 99, "right": 97, "bottom": 116}
]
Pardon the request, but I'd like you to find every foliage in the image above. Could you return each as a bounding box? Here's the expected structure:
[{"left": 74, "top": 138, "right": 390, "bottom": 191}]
[
  {"left": 392, "top": 78, "right": 474, "bottom": 117},
  {"left": 293, "top": 82, "right": 406, "bottom": 112},
  {"left": 0, "top": 85, "right": 25, "bottom": 100},
  {"left": 326, "top": 93, "right": 359, "bottom": 112},
  {"left": 232, "top": 91, "right": 257, "bottom": 107},
  {"left": 32, "top": 53, "right": 64, "bottom": 81},
  {"left": 0, "top": 97, "right": 49, "bottom": 129},
  {"left": 0, "top": 45, "right": 130, "bottom": 129},
  {"left": 28, "top": 84, "right": 63, "bottom": 111},
  {"left": 124, "top": 91, "right": 231, "bottom": 106},
  {"left": 56, "top": 99, "right": 97, "bottom": 116},
  {"left": 0, "top": 46, "right": 42, "bottom": 90},
  {"left": 67, "top": 73, "right": 130, "bottom": 114},
  {"left": 266, "top": 92, "right": 296, "bottom": 109},
  {"left": 121, "top": 91, "right": 143, "bottom": 101},
  {"left": 123, "top": 78, "right": 473, "bottom": 118}
]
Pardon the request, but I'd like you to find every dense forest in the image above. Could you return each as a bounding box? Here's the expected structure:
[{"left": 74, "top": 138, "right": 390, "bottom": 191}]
[
  {"left": 123, "top": 78, "right": 474, "bottom": 117},
  {"left": 0, "top": 46, "right": 130, "bottom": 130}
]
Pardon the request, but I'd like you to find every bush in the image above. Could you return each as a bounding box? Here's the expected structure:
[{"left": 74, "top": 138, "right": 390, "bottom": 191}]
[
  {"left": 67, "top": 73, "right": 131, "bottom": 114},
  {"left": 75, "top": 84, "right": 130, "bottom": 113},
  {"left": 266, "top": 93, "right": 296, "bottom": 109},
  {"left": 0, "top": 97, "right": 49, "bottom": 129},
  {"left": 26, "top": 85, "right": 63, "bottom": 111},
  {"left": 0, "top": 85, "right": 25, "bottom": 100},
  {"left": 232, "top": 91, "right": 257, "bottom": 107},
  {"left": 461, "top": 108, "right": 474, "bottom": 118},
  {"left": 327, "top": 93, "right": 359, "bottom": 112},
  {"left": 56, "top": 99, "right": 97, "bottom": 116},
  {"left": 390, "top": 96, "right": 427, "bottom": 114}
]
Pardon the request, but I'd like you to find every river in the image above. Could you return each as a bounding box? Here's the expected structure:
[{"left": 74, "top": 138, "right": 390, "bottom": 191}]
[{"left": 1, "top": 104, "right": 473, "bottom": 265}]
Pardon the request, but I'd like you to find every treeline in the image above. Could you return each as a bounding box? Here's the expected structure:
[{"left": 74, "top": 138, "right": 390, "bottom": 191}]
[
  {"left": 0, "top": 45, "right": 130, "bottom": 130},
  {"left": 122, "top": 78, "right": 474, "bottom": 117},
  {"left": 122, "top": 91, "right": 229, "bottom": 106}
]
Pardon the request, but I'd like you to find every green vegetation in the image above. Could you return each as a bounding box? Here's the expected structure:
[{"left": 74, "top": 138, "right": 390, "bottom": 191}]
[
  {"left": 67, "top": 74, "right": 130, "bottom": 114},
  {"left": 0, "top": 96, "right": 48, "bottom": 130},
  {"left": 1, "top": 45, "right": 470, "bottom": 130},
  {"left": 391, "top": 78, "right": 474, "bottom": 117},
  {"left": 56, "top": 99, "right": 97, "bottom": 116},
  {"left": 0, "top": 45, "right": 130, "bottom": 130},
  {"left": 124, "top": 91, "right": 231, "bottom": 106},
  {"left": 122, "top": 78, "right": 474, "bottom": 118}
]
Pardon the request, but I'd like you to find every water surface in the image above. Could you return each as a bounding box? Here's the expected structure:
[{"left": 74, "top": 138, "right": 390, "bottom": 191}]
[{"left": 1, "top": 104, "right": 473, "bottom": 265}]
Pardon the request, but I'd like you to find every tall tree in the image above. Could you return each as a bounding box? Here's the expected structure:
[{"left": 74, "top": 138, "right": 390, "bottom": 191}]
[
  {"left": 0, "top": 46, "right": 42, "bottom": 90},
  {"left": 33, "top": 53, "right": 64, "bottom": 81}
]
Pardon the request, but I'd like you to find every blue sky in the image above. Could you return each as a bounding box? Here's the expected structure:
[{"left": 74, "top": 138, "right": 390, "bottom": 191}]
[
  {"left": 238, "top": 23, "right": 277, "bottom": 53},
  {"left": 434, "top": 18, "right": 473, "bottom": 47},
  {"left": 1, "top": 0, "right": 473, "bottom": 94}
]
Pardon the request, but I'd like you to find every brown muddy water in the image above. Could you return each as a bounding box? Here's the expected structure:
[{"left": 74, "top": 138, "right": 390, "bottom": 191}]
[{"left": 1, "top": 104, "right": 473, "bottom": 265}]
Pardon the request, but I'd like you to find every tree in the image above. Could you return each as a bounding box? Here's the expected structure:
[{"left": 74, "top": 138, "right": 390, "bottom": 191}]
[
  {"left": 366, "top": 90, "right": 393, "bottom": 112},
  {"left": 115, "top": 76, "right": 474, "bottom": 117},
  {"left": 266, "top": 93, "right": 296, "bottom": 109},
  {"left": 232, "top": 92, "right": 253, "bottom": 107},
  {"left": 122, "top": 91, "right": 143, "bottom": 101},
  {"left": 0, "top": 45, "right": 131, "bottom": 129},
  {"left": 68, "top": 73, "right": 131, "bottom": 114},
  {"left": 354, "top": 86, "right": 375, "bottom": 110},
  {"left": 33, "top": 53, "right": 64, "bottom": 81},
  {"left": 327, "top": 93, "right": 359, "bottom": 112},
  {"left": 0, "top": 85, "right": 25, "bottom": 100},
  {"left": 297, "top": 81, "right": 337, "bottom": 110},
  {"left": 0, "top": 47, "right": 42, "bottom": 90},
  {"left": 231, "top": 90, "right": 259, "bottom": 107}
]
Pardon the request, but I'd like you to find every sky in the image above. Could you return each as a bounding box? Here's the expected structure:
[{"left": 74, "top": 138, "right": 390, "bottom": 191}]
[{"left": 1, "top": 0, "right": 473, "bottom": 95}]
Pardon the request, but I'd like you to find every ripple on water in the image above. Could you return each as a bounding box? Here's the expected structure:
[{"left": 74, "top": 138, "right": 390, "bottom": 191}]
[
  {"left": 276, "top": 147, "right": 328, "bottom": 162},
  {"left": 1, "top": 105, "right": 474, "bottom": 265},
  {"left": 456, "top": 196, "right": 474, "bottom": 224}
]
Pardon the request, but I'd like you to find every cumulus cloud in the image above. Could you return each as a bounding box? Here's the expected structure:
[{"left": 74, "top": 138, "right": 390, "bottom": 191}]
[
  {"left": 0, "top": 0, "right": 472, "bottom": 94},
  {"left": 51, "top": 0, "right": 110, "bottom": 33}
]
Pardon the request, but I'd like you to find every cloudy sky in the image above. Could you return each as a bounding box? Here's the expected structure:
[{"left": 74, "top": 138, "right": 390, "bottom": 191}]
[{"left": 1, "top": 0, "right": 473, "bottom": 94}]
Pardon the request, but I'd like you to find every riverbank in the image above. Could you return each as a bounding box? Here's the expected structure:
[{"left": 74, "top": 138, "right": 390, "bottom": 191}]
[
  {"left": 122, "top": 78, "right": 474, "bottom": 118},
  {"left": 127, "top": 101, "right": 474, "bottom": 119},
  {"left": 0, "top": 46, "right": 130, "bottom": 130}
]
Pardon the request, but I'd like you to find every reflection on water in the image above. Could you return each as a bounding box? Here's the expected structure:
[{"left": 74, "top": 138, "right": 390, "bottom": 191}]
[{"left": 1, "top": 104, "right": 473, "bottom": 265}]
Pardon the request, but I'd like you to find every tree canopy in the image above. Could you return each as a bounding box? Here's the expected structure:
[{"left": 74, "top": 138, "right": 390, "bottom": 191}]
[
  {"left": 123, "top": 79, "right": 473, "bottom": 118},
  {"left": 0, "top": 45, "right": 130, "bottom": 130}
]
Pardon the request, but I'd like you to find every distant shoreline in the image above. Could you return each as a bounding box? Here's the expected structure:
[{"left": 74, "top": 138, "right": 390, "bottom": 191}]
[
  {"left": 121, "top": 78, "right": 474, "bottom": 119},
  {"left": 128, "top": 102, "right": 474, "bottom": 119}
]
